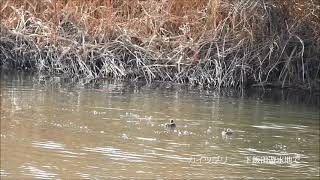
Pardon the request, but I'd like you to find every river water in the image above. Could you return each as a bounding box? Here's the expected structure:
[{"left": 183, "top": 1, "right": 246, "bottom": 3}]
[{"left": 1, "top": 73, "right": 319, "bottom": 179}]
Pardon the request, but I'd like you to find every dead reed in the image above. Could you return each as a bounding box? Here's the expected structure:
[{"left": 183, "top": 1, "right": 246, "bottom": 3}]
[{"left": 1, "top": 0, "right": 319, "bottom": 89}]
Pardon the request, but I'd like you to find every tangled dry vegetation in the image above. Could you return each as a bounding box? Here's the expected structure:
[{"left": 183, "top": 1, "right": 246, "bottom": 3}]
[{"left": 1, "top": 0, "right": 319, "bottom": 89}]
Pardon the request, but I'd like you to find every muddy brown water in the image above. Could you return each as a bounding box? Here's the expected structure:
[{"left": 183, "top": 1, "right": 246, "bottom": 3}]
[{"left": 1, "top": 74, "right": 319, "bottom": 179}]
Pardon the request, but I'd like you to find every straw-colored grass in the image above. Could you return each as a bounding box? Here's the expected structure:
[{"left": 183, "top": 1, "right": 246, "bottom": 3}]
[{"left": 1, "top": 0, "right": 319, "bottom": 89}]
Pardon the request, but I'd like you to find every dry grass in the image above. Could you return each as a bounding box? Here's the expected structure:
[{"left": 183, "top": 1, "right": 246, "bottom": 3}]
[{"left": 1, "top": 0, "right": 319, "bottom": 89}]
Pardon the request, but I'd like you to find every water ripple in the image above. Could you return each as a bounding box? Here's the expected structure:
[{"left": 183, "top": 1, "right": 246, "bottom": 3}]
[
  {"left": 252, "top": 123, "right": 286, "bottom": 130},
  {"left": 136, "top": 137, "right": 156, "bottom": 141},
  {"left": 20, "top": 164, "right": 57, "bottom": 179},
  {"left": 0, "top": 169, "right": 9, "bottom": 176},
  {"left": 32, "top": 141, "right": 64, "bottom": 150},
  {"left": 82, "top": 146, "right": 152, "bottom": 162}
]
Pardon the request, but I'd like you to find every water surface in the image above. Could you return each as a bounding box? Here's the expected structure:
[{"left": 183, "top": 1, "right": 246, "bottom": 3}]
[{"left": 1, "top": 74, "right": 319, "bottom": 179}]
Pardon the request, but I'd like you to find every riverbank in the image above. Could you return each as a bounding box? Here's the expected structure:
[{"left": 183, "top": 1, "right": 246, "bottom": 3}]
[{"left": 1, "top": 0, "right": 319, "bottom": 90}]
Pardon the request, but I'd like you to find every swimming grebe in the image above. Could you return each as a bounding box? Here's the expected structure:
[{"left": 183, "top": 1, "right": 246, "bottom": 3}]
[
  {"left": 221, "top": 128, "right": 233, "bottom": 136},
  {"left": 165, "top": 119, "right": 176, "bottom": 128}
]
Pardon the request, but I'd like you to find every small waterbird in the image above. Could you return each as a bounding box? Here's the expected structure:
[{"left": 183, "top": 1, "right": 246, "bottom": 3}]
[
  {"left": 221, "top": 128, "right": 233, "bottom": 136},
  {"left": 165, "top": 119, "right": 176, "bottom": 128}
]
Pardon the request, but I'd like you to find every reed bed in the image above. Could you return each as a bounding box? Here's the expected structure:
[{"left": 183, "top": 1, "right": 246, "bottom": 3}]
[{"left": 1, "top": 0, "right": 319, "bottom": 89}]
